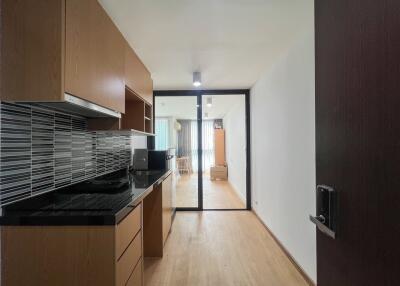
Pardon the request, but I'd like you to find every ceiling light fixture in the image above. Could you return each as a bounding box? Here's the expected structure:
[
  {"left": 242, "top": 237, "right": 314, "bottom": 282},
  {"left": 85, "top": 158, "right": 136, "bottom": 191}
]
[
  {"left": 193, "top": 71, "right": 202, "bottom": 87},
  {"left": 206, "top": 97, "right": 212, "bottom": 107}
]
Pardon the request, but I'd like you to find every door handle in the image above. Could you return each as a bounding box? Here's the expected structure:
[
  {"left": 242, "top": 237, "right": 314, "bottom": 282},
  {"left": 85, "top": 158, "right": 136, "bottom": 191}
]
[
  {"left": 309, "top": 215, "right": 335, "bottom": 239},
  {"left": 312, "top": 214, "right": 326, "bottom": 224},
  {"left": 309, "top": 185, "right": 337, "bottom": 239}
]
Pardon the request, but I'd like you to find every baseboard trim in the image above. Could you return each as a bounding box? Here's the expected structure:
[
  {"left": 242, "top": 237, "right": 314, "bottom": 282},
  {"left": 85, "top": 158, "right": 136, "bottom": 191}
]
[{"left": 252, "top": 210, "right": 316, "bottom": 286}]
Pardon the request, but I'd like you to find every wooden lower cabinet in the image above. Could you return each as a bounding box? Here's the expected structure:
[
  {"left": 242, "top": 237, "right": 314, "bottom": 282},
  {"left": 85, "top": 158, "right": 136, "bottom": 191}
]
[
  {"left": 116, "top": 203, "right": 142, "bottom": 259},
  {"left": 162, "top": 174, "right": 173, "bottom": 244},
  {"left": 126, "top": 259, "right": 143, "bottom": 286},
  {"left": 1, "top": 173, "right": 173, "bottom": 285},
  {"left": 116, "top": 232, "right": 142, "bottom": 286},
  {"left": 143, "top": 173, "right": 173, "bottom": 258},
  {"left": 1, "top": 203, "right": 144, "bottom": 286},
  {"left": 1, "top": 226, "right": 116, "bottom": 286}
]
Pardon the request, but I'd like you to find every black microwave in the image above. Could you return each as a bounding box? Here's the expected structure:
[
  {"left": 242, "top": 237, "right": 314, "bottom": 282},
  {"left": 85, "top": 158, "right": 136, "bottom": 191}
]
[{"left": 148, "top": 150, "right": 174, "bottom": 170}]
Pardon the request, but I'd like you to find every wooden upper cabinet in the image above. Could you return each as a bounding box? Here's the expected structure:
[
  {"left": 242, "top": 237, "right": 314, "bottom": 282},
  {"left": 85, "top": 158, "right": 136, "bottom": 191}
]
[
  {"left": 125, "top": 43, "right": 153, "bottom": 105},
  {"left": 65, "top": 0, "right": 125, "bottom": 113},
  {"left": 1, "top": 0, "right": 125, "bottom": 113},
  {"left": 1, "top": 0, "right": 65, "bottom": 102}
]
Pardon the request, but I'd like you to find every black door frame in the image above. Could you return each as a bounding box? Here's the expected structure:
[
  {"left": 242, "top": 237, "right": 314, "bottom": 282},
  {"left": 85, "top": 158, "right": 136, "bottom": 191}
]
[{"left": 151, "top": 89, "right": 251, "bottom": 211}]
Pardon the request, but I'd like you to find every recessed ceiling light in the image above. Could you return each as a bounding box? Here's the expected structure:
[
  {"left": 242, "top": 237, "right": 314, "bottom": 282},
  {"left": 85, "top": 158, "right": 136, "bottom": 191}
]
[{"left": 193, "top": 71, "right": 201, "bottom": 87}]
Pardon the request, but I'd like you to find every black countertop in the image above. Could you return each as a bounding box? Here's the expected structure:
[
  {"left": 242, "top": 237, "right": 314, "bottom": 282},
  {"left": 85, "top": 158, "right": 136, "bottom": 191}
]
[{"left": 0, "top": 168, "right": 172, "bottom": 226}]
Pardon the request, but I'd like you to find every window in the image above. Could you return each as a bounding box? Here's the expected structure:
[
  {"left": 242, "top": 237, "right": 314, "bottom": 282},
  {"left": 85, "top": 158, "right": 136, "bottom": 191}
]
[
  {"left": 176, "top": 120, "right": 214, "bottom": 172},
  {"left": 155, "top": 118, "right": 169, "bottom": 150}
]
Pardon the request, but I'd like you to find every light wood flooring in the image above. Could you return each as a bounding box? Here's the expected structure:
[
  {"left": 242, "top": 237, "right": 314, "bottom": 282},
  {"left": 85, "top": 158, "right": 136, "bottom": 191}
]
[
  {"left": 176, "top": 173, "right": 245, "bottom": 209},
  {"left": 144, "top": 211, "right": 310, "bottom": 286}
]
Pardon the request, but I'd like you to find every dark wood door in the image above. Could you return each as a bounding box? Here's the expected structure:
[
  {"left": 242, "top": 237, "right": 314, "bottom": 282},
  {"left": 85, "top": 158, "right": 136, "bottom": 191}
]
[{"left": 315, "top": 1, "right": 400, "bottom": 285}]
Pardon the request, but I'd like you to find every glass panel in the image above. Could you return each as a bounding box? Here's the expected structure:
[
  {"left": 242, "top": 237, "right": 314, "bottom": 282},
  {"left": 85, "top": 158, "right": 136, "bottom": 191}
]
[
  {"left": 202, "top": 94, "right": 247, "bottom": 209},
  {"left": 155, "top": 96, "right": 198, "bottom": 208},
  {"left": 155, "top": 118, "right": 169, "bottom": 150}
]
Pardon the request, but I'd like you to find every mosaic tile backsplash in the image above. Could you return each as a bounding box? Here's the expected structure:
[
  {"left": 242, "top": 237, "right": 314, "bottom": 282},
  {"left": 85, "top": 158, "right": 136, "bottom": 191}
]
[{"left": 0, "top": 102, "right": 132, "bottom": 206}]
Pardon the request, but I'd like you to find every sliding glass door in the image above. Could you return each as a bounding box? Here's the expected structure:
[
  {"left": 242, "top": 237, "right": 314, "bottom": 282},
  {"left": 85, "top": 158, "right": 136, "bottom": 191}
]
[
  {"left": 154, "top": 95, "right": 201, "bottom": 209},
  {"left": 154, "top": 91, "right": 250, "bottom": 211},
  {"left": 201, "top": 94, "right": 247, "bottom": 210}
]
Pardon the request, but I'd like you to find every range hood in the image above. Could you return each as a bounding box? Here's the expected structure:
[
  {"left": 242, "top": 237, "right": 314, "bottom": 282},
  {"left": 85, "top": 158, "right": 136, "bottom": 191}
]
[{"left": 37, "top": 93, "right": 121, "bottom": 118}]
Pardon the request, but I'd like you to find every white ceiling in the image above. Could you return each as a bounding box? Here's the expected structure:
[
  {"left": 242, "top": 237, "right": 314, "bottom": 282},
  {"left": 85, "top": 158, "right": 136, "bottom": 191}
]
[
  {"left": 99, "top": 0, "right": 313, "bottom": 90},
  {"left": 155, "top": 94, "right": 244, "bottom": 120}
]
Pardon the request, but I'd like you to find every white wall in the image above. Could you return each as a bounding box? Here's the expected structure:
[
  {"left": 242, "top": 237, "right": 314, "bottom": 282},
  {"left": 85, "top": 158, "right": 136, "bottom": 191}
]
[
  {"left": 250, "top": 30, "right": 316, "bottom": 281},
  {"left": 132, "top": 135, "right": 147, "bottom": 149},
  {"left": 223, "top": 98, "right": 246, "bottom": 203}
]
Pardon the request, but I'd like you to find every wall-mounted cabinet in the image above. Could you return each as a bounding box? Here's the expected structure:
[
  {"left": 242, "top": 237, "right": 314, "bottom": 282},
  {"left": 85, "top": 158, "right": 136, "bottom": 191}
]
[
  {"left": 120, "top": 88, "right": 153, "bottom": 134},
  {"left": 1, "top": 0, "right": 153, "bottom": 134},
  {"left": 88, "top": 88, "right": 154, "bottom": 135},
  {"left": 125, "top": 43, "right": 153, "bottom": 105},
  {"left": 121, "top": 88, "right": 146, "bottom": 131},
  {"left": 65, "top": 0, "right": 125, "bottom": 113},
  {"left": 1, "top": 0, "right": 125, "bottom": 113}
]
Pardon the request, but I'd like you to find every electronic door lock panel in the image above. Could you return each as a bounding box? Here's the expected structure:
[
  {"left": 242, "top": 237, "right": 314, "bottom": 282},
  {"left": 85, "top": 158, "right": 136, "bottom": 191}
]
[{"left": 309, "top": 185, "right": 337, "bottom": 239}]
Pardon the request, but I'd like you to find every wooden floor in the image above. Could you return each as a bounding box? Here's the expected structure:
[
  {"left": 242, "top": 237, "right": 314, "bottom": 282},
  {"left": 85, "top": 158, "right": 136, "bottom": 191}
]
[
  {"left": 176, "top": 173, "right": 245, "bottom": 209},
  {"left": 175, "top": 173, "right": 198, "bottom": 208},
  {"left": 144, "top": 211, "right": 309, "bottom": 286}
]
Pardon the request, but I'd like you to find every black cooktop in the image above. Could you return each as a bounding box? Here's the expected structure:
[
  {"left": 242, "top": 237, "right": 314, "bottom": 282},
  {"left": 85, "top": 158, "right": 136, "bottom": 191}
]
[
  {"left": 0, "top": 168, "right": 171, "bottom": 226},
  {"left": 68, "top": 170, "right": 132, "bottom": 194}
]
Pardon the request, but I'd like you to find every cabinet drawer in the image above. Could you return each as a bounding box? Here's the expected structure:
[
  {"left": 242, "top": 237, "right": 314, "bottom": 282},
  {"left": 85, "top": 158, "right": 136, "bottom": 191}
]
[
  {"left": 126, "top": 259, "right": 143, "bottom": 286},
  {"left": 116, "top": 203, "right": 141, "bottom": 259},
  {"left": 116, "top": 231, "right": 142, "bottom": 286}
]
